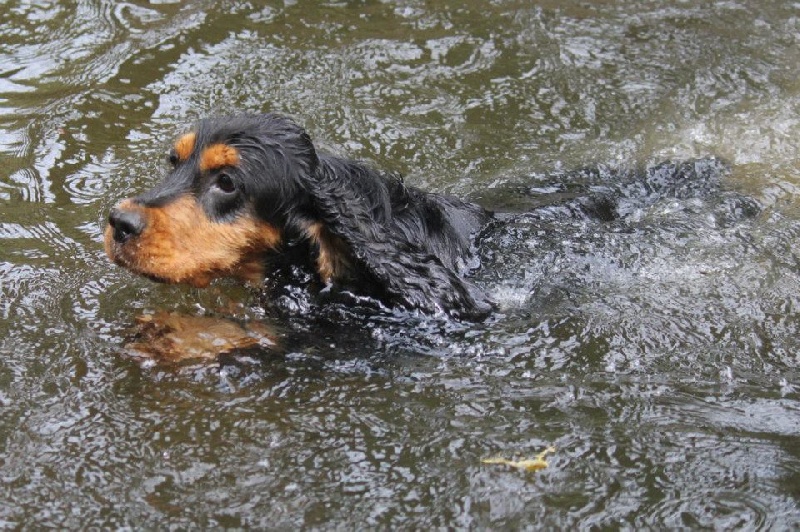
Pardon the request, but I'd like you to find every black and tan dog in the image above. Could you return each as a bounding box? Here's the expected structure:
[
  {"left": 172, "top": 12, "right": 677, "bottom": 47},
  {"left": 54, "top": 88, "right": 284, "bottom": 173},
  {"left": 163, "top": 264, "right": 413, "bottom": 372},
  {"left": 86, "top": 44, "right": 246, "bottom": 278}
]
[{"left": 105, "top": 113, "right": 495, "bottom": 318}]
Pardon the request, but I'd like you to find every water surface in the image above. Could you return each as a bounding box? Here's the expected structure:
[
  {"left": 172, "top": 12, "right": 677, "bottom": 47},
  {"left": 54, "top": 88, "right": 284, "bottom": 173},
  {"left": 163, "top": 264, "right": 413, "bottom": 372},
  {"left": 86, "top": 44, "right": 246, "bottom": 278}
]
[{"left": 1, "top": 0, "right": 799, "bottom": 528}]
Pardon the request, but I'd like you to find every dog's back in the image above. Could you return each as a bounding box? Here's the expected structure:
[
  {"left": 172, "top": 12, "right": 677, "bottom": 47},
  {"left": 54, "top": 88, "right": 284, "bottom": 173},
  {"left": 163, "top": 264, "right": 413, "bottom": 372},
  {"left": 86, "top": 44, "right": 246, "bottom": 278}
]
[{"left": 105, "top": 113, "right": 744, "bottom": 321}]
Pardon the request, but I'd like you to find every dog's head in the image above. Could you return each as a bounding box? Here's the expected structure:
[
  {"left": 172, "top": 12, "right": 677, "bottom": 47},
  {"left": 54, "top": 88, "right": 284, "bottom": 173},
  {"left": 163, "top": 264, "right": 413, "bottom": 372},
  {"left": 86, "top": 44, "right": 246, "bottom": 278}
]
[
  {"left": 104, "top": 114, "right": 319, "bottom": 287},
  {"left": 105, "top": 113, "right": 493, "bottom": 318}
]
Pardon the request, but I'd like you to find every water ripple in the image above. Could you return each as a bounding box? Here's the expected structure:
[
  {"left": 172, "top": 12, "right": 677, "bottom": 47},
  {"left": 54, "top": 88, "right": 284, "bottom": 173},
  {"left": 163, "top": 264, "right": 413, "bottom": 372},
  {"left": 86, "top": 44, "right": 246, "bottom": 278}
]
[{"left": 2, "top": 0, "right": 800, "bottom": 529}]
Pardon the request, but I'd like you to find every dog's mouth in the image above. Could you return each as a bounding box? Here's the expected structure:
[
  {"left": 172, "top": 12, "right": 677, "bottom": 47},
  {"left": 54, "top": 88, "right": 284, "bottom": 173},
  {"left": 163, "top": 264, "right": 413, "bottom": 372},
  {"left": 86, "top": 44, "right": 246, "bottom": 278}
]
[
  {"left": 110, "top": 252, "right": 218, "bottom": 287},
  {"left": 107, "top": 242, "right": 217, "bottom": 288},
  {"left": 104, "top": 197, "right": 282, "bottom": 288},
  {"left": 142, "top": 272, "right": 170, "bottom": 285}
]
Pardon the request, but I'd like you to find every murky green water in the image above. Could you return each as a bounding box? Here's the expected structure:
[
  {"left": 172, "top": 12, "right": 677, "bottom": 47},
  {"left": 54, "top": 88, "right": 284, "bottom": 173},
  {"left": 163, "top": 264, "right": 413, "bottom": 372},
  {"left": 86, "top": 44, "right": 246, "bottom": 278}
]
[{"left": 1, "top": 0, "right": 799, "bottom": 528}]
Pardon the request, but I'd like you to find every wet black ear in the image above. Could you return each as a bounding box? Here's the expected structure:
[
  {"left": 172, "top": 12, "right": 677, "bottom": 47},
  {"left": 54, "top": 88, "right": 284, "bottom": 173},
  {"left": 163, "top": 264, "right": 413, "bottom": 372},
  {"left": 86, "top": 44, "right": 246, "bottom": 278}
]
[
  {"left": 257, "top": 113, "right": 319, "bottom": 176},
  {"left": 304, "top": 168, "right": 494, "bottom": 319},
  {"left": 295, "top": 129, "right": 319, "bottom": 176}
]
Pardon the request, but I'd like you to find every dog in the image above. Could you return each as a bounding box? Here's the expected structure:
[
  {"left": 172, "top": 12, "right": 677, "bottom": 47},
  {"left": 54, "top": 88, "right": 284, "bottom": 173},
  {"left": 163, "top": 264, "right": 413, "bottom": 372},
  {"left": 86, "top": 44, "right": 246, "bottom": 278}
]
[{"left": 105, "top": 113, "right": 495, "bottom": 319}]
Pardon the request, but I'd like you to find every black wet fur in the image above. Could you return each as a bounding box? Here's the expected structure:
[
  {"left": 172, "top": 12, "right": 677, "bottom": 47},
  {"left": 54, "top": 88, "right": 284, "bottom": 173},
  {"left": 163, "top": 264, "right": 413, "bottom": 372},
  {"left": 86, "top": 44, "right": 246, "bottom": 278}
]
[
  {"left": 129, "top": 113, "right": 756, "bottom": 320},
  {"left": 137, "top": 113, "right": 494, "bottom": 318}
]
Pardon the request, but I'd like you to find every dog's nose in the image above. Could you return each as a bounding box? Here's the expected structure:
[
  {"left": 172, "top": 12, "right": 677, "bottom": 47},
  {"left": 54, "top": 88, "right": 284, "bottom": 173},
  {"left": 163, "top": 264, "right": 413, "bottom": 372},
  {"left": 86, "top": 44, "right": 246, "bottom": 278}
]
[{"left": 108, "top": 207, "right": 145, "bottom": 243}]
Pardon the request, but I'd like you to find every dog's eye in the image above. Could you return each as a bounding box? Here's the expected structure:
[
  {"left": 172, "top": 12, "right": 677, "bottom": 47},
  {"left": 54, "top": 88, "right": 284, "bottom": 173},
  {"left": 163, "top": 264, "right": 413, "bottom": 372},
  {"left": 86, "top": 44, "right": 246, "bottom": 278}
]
[
  {"left": 215, "top": 173, "right": 236, "bottom": 194},
  {"left": 167, "top": 149, "right": 179, "bottom": 166}
]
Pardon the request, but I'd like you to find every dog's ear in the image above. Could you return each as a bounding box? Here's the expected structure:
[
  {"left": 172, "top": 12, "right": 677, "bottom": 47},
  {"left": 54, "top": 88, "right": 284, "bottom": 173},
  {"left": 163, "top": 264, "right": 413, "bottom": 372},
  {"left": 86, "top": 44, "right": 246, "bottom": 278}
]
[
  {"left": 304, "top": 169, "right": 494, "bottom": 319},
  {"left": 256, "top": 113, "right": 319, "bottom": 176},
  {"left": 287, "top": 125, "right": 319, "bottom": 177}
]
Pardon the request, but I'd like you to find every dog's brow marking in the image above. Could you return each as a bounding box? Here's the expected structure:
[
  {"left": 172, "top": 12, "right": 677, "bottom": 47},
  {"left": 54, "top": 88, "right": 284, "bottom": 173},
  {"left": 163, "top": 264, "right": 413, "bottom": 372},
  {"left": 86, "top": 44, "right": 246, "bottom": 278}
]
[
  {"left": 174, "top": 132, "right": 196, "bottom": 161},
  {"left": 200, "top": 144, "right": 240, "bottom": 171}
]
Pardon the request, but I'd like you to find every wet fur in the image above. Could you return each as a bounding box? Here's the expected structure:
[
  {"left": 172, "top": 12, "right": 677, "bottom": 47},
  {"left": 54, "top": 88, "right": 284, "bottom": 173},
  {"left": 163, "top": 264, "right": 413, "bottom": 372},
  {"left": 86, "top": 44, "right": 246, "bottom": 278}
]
[{"left": 105, "top": 113, "right": 494, "bottom": 318}]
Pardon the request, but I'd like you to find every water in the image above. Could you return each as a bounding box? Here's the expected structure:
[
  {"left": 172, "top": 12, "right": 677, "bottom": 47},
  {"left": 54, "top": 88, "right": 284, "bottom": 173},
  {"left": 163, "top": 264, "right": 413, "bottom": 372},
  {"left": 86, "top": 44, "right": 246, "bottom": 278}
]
[{"left": 1, "top": 0, "right": 799, "bottom": 528}]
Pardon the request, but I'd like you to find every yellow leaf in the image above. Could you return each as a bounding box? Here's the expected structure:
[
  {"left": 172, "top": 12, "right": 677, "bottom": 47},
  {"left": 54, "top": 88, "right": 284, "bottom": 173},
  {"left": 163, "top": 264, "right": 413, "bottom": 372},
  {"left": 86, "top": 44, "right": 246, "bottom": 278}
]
[{"left": 482, "top": 446, "right": 556, "bottom": 472}]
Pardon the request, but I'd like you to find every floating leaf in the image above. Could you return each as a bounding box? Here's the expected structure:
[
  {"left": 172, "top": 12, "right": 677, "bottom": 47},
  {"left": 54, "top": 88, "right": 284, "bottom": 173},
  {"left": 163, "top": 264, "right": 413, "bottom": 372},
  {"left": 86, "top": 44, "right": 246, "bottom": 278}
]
[{"left": 482, "top": 446, "right": 556, "bottom": 472}]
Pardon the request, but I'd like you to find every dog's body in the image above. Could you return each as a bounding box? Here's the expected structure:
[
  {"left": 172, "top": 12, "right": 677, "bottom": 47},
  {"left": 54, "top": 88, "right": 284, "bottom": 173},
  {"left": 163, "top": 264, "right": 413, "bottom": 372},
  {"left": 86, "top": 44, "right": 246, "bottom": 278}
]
[{"left": 105, "top": 114, "right": 495, "bottom": 318}]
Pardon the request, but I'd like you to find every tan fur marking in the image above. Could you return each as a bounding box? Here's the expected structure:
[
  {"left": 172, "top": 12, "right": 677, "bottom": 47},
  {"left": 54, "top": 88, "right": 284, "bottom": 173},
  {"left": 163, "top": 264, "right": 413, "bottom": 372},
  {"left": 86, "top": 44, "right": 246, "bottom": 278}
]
[
  {"left": 105, "top": 196, "right": 281, "bottom": 287},
  {"left": 200, "top": 144, "right": 240, "bottom": 172},
  {"left": 306, "top": 222, "right": 350, "bottom": 283},
  {"left": 174, "top": 132, "right": 196, "bottom": 161}
]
